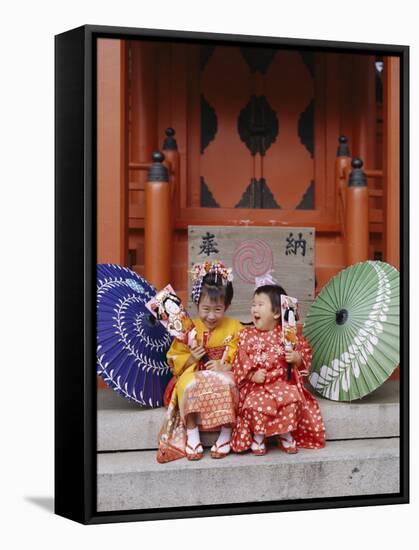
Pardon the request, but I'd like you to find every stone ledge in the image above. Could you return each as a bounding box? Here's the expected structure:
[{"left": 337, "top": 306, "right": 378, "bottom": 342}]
[
  {"left": 97, "top": 438, "right": 400, "bottom": 511},
  {"left": 97, "top": 381, "right": 400, "bottom": 451}
]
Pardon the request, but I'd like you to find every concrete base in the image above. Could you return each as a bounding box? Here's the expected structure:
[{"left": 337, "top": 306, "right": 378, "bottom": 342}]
[
  {"left": 97, "top": 381, "right": 400, "bottom": 451},
  {"left": 97, "top": 438, "right": 399, "bottom": 512}
]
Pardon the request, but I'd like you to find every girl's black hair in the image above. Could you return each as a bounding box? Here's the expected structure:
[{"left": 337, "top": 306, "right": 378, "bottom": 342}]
[
  {"left": 199, "top": 272, "right": 234, "bottom": 307},
  {"left": 254, "top": 284, "right": 287, "bottom": 315}
]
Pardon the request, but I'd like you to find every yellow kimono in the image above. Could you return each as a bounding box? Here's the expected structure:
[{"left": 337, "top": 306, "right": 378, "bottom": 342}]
[{"left": 157, "top": 317, "right": 243, "bottom": 463}]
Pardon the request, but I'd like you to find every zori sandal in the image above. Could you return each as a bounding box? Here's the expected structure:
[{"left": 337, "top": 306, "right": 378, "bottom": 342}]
[
  {"left": 185, "top": 442, "right": 204, "bottom": 461},
  {"left": 277, "top": 436, "right": 298, "bottom": 454},
  {"left": 251, "top": 437, "right": 267, "bottom": 456},
  {"left": 210, "top": 440, "right": 231, "bottom": 459}
]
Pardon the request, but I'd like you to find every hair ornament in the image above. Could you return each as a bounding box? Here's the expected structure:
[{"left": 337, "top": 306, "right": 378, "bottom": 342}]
[
  {"left": 190, "top": 260, "right": 233, "bottom": 304},
  {"left": 254, "top": 270, "right": 276, "bottom": 289}
]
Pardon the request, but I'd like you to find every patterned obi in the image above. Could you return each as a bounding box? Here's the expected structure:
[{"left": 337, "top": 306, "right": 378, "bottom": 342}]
[{"left": 198, "top": 345, "right": 226, "bottom": 370}]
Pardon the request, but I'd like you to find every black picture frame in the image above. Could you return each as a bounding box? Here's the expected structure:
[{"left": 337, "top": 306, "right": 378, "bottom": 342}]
[{"left": 55, "top": 24, "right": 409, "bottom": 525}]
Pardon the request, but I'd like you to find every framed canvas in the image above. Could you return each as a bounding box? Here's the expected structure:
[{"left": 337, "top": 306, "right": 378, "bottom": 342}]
[{"left": 55, "top": 24, "right": 409, "bottom": 524}]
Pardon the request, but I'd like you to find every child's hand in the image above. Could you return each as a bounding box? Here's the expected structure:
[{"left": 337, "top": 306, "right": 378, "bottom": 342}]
[
  {"left": 190, "top": 344, "right": 207, "bottom": 362},
  {"left": 284, "top": 350, "right": 302, "bottom": 366},
  {"left": 252, "top": 369, "right": 266, "bottom": 384},
  {"left": 205, "top": 360, "right": 227, "bottom": 371}
]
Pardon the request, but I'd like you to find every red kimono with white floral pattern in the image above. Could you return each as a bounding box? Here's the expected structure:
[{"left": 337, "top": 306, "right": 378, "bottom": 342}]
[{"left": 231, "top": 325, "right": 325, "bottom": 452}]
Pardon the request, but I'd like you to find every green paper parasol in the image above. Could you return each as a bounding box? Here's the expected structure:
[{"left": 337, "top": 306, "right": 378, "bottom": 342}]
[{"left": 303, "top": 261, "right": 399, "bottom": 401}]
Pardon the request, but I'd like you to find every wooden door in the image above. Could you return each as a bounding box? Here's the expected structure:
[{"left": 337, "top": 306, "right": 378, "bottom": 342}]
[{"left": 185, "top": 45, "right": 339, "bottom": 227}]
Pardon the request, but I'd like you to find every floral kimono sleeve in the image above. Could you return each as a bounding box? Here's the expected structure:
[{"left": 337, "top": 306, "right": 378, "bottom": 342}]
[
  {"left": 295, "top": 335, "right": 312, "bottom": 375},
  {"left": 232, "top": 331, "right": 256, "bottom": 387},
  {"left": 166, "top": 338, "right": 193, "bottom": 377}
]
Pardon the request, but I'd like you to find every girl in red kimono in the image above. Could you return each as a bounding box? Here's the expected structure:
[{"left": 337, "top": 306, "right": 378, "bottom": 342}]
[{"left": 231, "top": 283, "right": 325, "bottom": 455}]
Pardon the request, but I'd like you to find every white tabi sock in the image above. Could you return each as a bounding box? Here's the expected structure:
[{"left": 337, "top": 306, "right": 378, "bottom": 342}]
[
  {"left": 186, "top": 427, "right": 202, "bottom": 452},
  {"left": 216, "top": 425, "right": 231, "bottom": 446},
  {"left": 212, "top": 425, "right": 231, "bottom": 453}
]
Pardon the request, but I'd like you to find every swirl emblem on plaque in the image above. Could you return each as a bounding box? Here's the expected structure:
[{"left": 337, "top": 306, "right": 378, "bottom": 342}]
[{"left": 232, "top": 239, "right": 273, "bottom": 284}]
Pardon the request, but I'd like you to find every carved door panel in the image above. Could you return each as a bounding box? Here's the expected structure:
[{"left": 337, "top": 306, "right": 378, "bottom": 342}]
[{"left": 197, "top": 45, "right": 318, "bottom": 210}]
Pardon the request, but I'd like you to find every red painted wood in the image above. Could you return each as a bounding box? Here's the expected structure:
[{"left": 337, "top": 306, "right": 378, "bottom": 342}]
[
  {"left": 97, "top": 38, "right": 128, "bottom": 265},
  {"left": 263, "top": 50, "right": 314, "bottom": 209},
  {"left": 383, "top": 56, "right": 400, "bottom": 270},
  {"left": 200, "top": 46, "right": 253, "bottom": 207}
]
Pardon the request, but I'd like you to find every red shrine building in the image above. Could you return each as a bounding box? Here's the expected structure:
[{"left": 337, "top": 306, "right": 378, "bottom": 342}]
[
  {"left": 96, "top": 38, "right": 400, "bottom": 384},
  {"left": 97, "top": 39, "right": 399, "bottom": 285}
]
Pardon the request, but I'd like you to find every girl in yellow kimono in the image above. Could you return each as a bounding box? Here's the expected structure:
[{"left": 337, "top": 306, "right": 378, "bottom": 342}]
[{"left": 156, "top": 261, "right": 243, "bottom": 463}]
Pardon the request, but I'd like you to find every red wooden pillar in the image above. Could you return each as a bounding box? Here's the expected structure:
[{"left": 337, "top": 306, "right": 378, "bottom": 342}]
[
  {"left": 97, "top": 39, "right": 128, "bottom": 265},
  {"left": 145, "top": 152, "right": 171, "bottom": 289},
  {"left": 97, "top": 39, "right": 128, "bottom": 389},
  {"left": 383, "top": 56, "right": 400, "bottom": 270},
  {"left": 335, "top": 136, "right": 351, "bottom": 226},
  {"left": 345, "top": 159, "right": 369, "bottom": 265},
  {"left": 383, "top": 56, "right": 400, "bottom": 381}
]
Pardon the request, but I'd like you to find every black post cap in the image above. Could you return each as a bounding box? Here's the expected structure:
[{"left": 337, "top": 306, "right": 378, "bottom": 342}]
[
  {"left": 337, "top": 135, "right": 350, "bottom": 157},
  {"left": 348, "top": 158, "right": 367, "bottom": 187},
  {"left": 162, "top": 127, "right": 178, "bottom": 151},
  {"left": 147, "top": 151, "right": 169, "bottom": 182}
]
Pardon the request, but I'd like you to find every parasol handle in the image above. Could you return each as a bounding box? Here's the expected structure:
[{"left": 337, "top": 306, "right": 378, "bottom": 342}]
[
  {"left": 201, "top": 331, "right": 210, "bottom": 365},
  {"left": 285, "top": 342, "right": 293, "bottom": 381}
]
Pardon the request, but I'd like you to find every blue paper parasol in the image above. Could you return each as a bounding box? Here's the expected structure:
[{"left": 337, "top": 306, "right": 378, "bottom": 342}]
[{"left": 96, "top": 264, "right": 173, "bottom": 407}]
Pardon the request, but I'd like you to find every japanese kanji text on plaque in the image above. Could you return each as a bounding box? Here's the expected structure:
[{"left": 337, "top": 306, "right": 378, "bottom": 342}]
[{"left": 188, "top": 226, "right": 315, "bottom": 323}]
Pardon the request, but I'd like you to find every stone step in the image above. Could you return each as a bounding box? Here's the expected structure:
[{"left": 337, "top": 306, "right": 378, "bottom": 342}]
[
  {"left": 97, "top": 381, "right": 399, "bottom": 452},
  {"left": 97, "top": 437, "right": 399, "bottom": 512}
]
